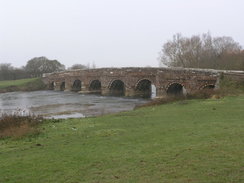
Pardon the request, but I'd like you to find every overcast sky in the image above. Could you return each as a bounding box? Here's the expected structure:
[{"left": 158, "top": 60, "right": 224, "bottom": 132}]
[{"left": 0, "top": 0, "right": 244, "bottom": 68}]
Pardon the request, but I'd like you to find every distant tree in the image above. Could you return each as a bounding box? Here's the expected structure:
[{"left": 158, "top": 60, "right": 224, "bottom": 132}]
[
  {"left": 12, "top": 68, "right": 30, "bottom": 80},
  {"left": 0, "top": 64, "right": 30, "bottom": 81},
  {"left": 91, "top": 61, "right": 96, "bottom": 69},
  {"left": 86, "top": 62, "right": 90, "bottom": 69},
  {"left": 0, "top": 63, "right": 14, "bottom": 80},
  {"left": 68, "top": 64, "right": 87, "bottom": 70},
  {"left": 86, "top": 62, "right": 96, "bottom": 69},
  {"left": 25, "top": 57, "right": 65, "bottom": 77},
  {"left": 215, "top": 50, "right": 244, "bottom": 70},
  {"left": 159, "top": 32, "right": 244, "bottom": 70},
  {"left": 0, "top": 63, "right": 13, "bottom": 71}
]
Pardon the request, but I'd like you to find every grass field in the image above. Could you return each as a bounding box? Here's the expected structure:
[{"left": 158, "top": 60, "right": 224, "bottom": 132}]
[
  {"left": 0, "top": 96, "right": 244, "bottom": 183},
  {"left": 0, "top": 78, "right": 37, "bottom": 88},
  {"left": 0, "top": 78, "right": 45, "bottom": 92}
]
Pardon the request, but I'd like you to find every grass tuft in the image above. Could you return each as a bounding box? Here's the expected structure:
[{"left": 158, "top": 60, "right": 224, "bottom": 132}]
[{"left": 0, "top": 114, "right": 43, "bottom": 139}]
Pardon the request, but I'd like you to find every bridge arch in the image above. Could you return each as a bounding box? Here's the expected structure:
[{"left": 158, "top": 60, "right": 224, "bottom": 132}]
[
  {"left": 60, "top": 81, "right": 65, "bottom": 91},
  {"left": 201, "top": 84, "right": 215, "bottom": 90},
  {"left": 72, "top": 79, "right": 82, "bottom": 92},
  {"left": 166, "top": 82, "right": 186, "bottom": 96},
  {"left": 135, "top": 79, "right": 155, "bottom": 98},
  {"left": 109, "top": 79, "right": 125, "bottom": 96},
  {"left": 89, "top": 80, "right": 101, "bottom": 94}
]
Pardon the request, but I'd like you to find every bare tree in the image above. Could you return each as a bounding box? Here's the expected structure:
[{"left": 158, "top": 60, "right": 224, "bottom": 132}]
[
  {"left": 91, "top": 61, "right": 96, "bottom": 69},
  {"left": 159, "top": 33, "right": 243, "bottom": 70},
  {"left": 0, "top": 63, "right": 14, "bottom": 80},
  {"left": 0, "top": 64, "right": 30, "bottom": 81},
  {"left": 68, "top": 64, "right": 87, "bottom": 70}
]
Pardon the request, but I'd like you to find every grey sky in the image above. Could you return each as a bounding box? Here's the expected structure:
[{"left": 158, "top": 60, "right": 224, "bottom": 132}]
[{"left": 0, "top": 0, "right": 244, "bottom": 68}]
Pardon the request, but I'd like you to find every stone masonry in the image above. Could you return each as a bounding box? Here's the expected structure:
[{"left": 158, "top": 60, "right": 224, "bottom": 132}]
[{"left": 41, "top": 67, "right": 243, "bottom": 98}]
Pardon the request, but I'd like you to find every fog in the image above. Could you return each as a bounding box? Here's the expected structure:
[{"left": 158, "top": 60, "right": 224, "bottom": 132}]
[{"left": 0, "top": 0, "right": 244, "bottom": 68}]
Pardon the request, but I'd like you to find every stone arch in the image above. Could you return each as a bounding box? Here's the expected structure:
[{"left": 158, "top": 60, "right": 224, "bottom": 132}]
[
  {"left": 166, "top": 82, "right": 186, "bottom": 96},
  {"left": 89, "top": 80, "right": 101, "bottom": 94},
  {"left": 49, "top": 81, "right": 55, "bottom": 90},
  {"left": 135, "top": 79, "right": 154, "bottom": 98},
  {"left": 60, "top": 81, "right": 65, "bottom": 91},
  {"left": 72, "top": 79, "right": 81, "bottom": 92},
  {"left": 201, "top": 84, "right": 215, "bottom": 90},
  {"left": 109, "top": 79, "right": 125, "bottom": 96}
]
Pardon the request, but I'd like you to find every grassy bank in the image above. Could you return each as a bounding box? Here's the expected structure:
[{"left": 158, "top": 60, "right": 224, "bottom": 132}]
[
  {"left": 0, "top": 96, "right": 243, "bottom": 182},
  {"left": 0, "top": 78, "right": 46, "bottom": 93},
  {"left": 0, "top": 114, "right": 42, "bottom": 139}
]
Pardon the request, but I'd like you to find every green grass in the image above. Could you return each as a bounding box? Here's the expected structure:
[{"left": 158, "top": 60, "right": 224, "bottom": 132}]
[
  {"left": 0, "top": 78, "right": 37, "bottom": 88},
  {"left": 0, "top": 78, "right": 45, "bottom": 92},
  {"left": 0, "top": 96, "right": 244, "bottom": 183}
]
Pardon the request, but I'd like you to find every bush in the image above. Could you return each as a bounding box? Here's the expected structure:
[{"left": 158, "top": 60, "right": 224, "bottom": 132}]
[
  {"left": 187, "top": 89, "right": 218, "bottom": 99},
  {"left": 0, "top": 114, "right": 43, "bottom": 139},
  {"left": 219, "top": 77, "right": 244, "bottom": 95}
]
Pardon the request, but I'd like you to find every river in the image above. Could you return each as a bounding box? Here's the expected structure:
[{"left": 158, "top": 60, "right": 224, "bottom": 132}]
[{"left": 0, "top": 91, "right": 148, "bottom": 119}]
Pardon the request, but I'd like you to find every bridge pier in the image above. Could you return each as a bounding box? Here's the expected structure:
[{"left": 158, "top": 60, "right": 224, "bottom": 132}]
[
  {"left": 101, "top": 87, "right": 159, "bottom": 98},
  {"left": 63, "top": 81, "right": 71, "bottom": 91},
  {"left": 124, "top": 88, "right": 136, "bottom": 97},
  {"left": 54, "top": 82, "right": 62, "bottom": 91},
  {"left": 125, "top": 89, "right": 151, "bottom": 98},
  {"left": 101, "top": 88, "right": 110, "bottom": 96},
  {"left": 155, "top": 88, "right": 167, "bottom": 98}
]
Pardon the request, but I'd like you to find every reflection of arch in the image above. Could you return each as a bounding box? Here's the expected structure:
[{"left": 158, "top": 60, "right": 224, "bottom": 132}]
[
  {"left": 201, "top": 84, "right": 215, "bottom": 90},
  {"left": 60, "top": 81, "right": 65, "bottom": 91},
  {"left": 166, "top": 83, "right": 185, "bottom": 96},
  {"left": 135, "top": 79, "right": 152, "bottom": 98},
  {"left": 89, "top": 80, "right": 101, "bottom": 93},
  {"left": 72, "top": 80, "right": 81, "bottom": 91},
  {"left": 109, "top": 80, "right": 125, "bottom": 96},
  {"left": 49, "top": 81, "right": 55, "bottom": 90}
]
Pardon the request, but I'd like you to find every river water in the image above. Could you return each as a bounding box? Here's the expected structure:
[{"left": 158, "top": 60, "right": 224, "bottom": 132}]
[{"left": 0, "top": 91, "right": 148, "bottom": 119}]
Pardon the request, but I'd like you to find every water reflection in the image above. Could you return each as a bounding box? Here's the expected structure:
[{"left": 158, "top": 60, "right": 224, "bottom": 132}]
[{"left": 0, "top": 91, "right": 148, "bottom": 119}]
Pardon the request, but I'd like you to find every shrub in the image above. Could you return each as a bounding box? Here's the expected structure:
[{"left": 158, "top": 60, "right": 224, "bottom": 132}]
[
  {"left": 0, "top": 114, "right": 43, "bottom": 139},
  {"left": 219, "top": 77, "right": 244, "bottom": 95},
  {"left": 187, "top": 89, "right": 218, "bottom": 99}
]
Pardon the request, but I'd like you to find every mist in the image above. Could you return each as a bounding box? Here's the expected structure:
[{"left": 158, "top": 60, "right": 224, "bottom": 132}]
[{"left": 1, "top": 0, "right": 244, "bottom": 68}]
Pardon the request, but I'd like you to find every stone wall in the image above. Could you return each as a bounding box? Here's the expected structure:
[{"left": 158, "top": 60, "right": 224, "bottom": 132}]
[{"left": 42, "top": 67, "right": 244, "bottom": 98}]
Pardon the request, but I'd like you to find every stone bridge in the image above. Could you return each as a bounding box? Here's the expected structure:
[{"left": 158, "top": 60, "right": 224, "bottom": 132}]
[{"left": 41, "top": 67, "right": 235, "bottom": 98}]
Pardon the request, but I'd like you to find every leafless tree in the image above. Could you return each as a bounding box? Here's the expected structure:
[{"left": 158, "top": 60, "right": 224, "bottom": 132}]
[
  {"left": 0, "top": 64, "right": 29, "bottom": 80},
  {"left": 68, "top": 64, "right": 87, "bottom": 70},
  {"left": 159, "top": 33, "right": 243, "bottom": 70}
]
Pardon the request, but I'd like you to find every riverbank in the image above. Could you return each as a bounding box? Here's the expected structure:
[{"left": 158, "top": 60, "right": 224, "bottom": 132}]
[
  {"left": 0, "top": 78, "right": 46, "bottom": 93},
  {"left": 0, "top": 95, "right": 243, "bottom": 182}
]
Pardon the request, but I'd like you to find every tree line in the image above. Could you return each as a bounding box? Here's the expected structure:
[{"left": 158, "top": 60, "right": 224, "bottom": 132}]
[
  {"left": 1, "top": 33, "right": 243, "bottom": 81},
  {"left": 159, "top": 32, "right": 244, "bottom": 70},
  {"left": 0, "top": 57, "right": 95, "bottom": 81}
]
